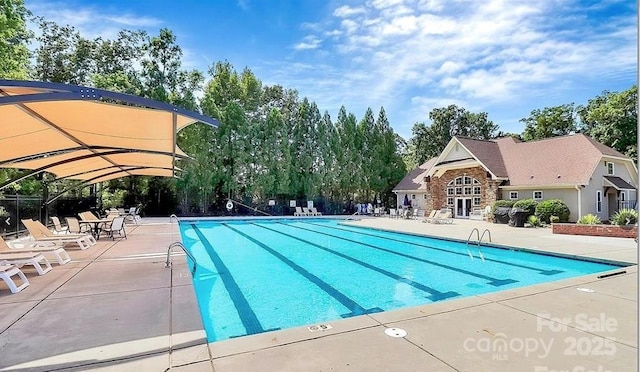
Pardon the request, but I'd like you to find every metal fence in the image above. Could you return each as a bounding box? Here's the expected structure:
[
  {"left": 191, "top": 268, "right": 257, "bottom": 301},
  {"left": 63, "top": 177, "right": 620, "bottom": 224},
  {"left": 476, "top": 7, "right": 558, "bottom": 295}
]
[{"left": 0, "top": 195, "right": 98, "bottom": 238}]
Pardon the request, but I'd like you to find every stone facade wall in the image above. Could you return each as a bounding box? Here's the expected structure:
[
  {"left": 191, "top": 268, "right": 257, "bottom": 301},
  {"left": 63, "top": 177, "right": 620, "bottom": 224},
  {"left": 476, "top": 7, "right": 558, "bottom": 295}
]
[
  {"left": 424, "top": 166, "right": 501, "bottom": 213},
  {"left": 552, "top": 223, "right": 637, "bottom": 239}
]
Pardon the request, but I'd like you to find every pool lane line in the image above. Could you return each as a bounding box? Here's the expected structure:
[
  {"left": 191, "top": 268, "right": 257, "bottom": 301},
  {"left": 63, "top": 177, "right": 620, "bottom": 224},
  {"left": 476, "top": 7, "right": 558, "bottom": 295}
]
[
  {"left": 222, "top": 223, "right": 382, "bottom": 318},
  {"left": 302, "top": 222, "right": 563, "bottom": 276},
  {"left": 191, "top": 224, "right": 275, "bottom": 336},
  {"left": 280, "top": 222, "right": 517, "bottom": 287},
  {"left": 252, "top": 223, "right": 459, "bottom": 302}
]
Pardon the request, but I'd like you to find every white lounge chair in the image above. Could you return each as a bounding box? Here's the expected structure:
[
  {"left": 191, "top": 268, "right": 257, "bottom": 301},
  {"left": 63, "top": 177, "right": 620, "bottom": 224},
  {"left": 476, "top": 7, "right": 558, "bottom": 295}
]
[
  {"left": 294, "top": 207, "right": 304, "bottom": 216},
  {"left": 23, "top": 219, "right": 96, "bottom": 250},
  {"left": 0, "top": 265, "right": 29, "bottom": 293},
  {"left": 302, "top": 207, "right": 312, "bottom": 216},
  {"left": 389, "top": 209, "right": 397, "bottom": 219},
  {"left": 0, "top": 252, "right": 52, "bottom": 276},
  {"left": 1, "top": 236, "right": 71, "bottom": 265},
  {"left": 311, "top": 207, "right": 322, "bottom": 216},
  {"left": 422, "top": 209, "right": 439, "bottom": 223}
]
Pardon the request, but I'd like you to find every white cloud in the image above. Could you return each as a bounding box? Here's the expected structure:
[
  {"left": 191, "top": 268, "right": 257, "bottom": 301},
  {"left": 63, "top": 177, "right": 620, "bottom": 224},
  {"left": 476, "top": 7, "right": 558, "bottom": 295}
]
[
  {"left": 267, "top": 0, "right": 636, "bottom": 137},
  {"left": 293, "top": 35, "right": 323, "bottom": 51},
  {"left": 333, "top": 5, "right": 366, "bottom": 17},
  {"left": 28, "top": 1, "right": 162, "bottom": 39}
]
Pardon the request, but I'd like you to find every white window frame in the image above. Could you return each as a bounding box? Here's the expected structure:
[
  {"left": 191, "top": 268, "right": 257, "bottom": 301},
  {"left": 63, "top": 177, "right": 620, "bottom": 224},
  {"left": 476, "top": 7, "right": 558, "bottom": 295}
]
[
  {"left": 509, "top": 191, "right": 519, "bottom": 200},
  {"left": 607, "top": 162, "right": 614, "bottom": 175},
  {"left": 596, "top": 190, "right": 602, "bottom": 213},
  {"left": 533, "top": 191, "right": 543, "bottom": 200},
  {"left": 473, "top": 197, "right": 481, "bottom": 206},
  {"left": 423, "top": 194, "right": 428, "bottom": 200}
]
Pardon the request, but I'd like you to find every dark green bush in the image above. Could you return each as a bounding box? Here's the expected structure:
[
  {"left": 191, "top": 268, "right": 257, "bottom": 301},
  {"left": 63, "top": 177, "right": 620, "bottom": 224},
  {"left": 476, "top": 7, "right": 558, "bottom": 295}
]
[
  {"left": 535, "top": 199, "right": 570, "bottom": 223},
  {"left": 491, "top": 199, "right": 515, "bottom": 213},
  {"left": 610, "top": 208, "right": 638, "bottom": 226},
  {"left": 513, "top": 198, "right": 538, "bottom": 216}
]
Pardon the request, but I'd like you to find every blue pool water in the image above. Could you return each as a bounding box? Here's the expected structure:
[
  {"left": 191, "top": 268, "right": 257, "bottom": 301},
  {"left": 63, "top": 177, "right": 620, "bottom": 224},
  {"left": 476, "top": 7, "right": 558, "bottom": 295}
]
[{"left": 179, "top": 218, "right": 622, "bottom": 342}]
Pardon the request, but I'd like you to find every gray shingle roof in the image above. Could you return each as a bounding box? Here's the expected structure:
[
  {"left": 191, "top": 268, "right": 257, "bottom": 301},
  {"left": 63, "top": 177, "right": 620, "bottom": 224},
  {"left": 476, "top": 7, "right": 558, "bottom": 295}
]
[{"left": 394, "top": 134, "right": 633, "bottom": 191}]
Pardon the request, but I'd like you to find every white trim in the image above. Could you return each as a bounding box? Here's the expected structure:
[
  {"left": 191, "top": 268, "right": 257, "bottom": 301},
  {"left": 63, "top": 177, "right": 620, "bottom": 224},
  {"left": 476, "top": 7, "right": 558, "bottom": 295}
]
[
  {"left": 596, "top": 190, "right": 602, "bottom": 213},
  {"left": 499, "top": 184, "right": 580, "bottom": 190},
  {"left": 607, "top": 162, "right": 615, "bottom": 175},
  {"left": 533, "top": 191, "right": 543, "bottom": 200},
  {"left": 509, "top": 191, "right": 519, "bottom": 200},
  {"left": 426, "top": 137, "right": 500, "bottom": 179}
]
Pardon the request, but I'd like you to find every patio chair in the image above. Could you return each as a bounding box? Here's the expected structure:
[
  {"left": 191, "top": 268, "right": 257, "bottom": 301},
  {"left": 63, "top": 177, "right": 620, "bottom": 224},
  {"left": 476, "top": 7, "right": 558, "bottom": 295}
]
[
  {"left": 411, "top": 209, "right": 421, "bottom": 219},
  {"left": 50, "top": 216, "right": 68, "bottom": 234},
  {"left": 389, "top": 209, "right": 397, "bottom": 219},
  {"left": 294, "top": 207, "right": 304, "bottom": 216},
  {"left": 1, "top": 235, "right": 71, "bottom": 265},
  {"left": 422, "top": 210, "right": 438, "bottom": 223},
  {"left": 125, "top": 206, "right": 142, "bottom": 225},
  {"left": 0, "top": 252, "right": 52, "bottom": 276},
  {"left": 311, "top": 207, "right": 322, "bottom": 216},
  {"left": 102, "top": 216, "right": 127, "bottom": 240},
  {"left": 302, "top": 207, "right": 312, "bottom": 216},
  {"left": 24, "top": 219, "right": 95, "bottom": 250},
  {"left": 431, "top": 209, "right": 454, "bottom": 224},
  {"left": 67, "top": 216, "right": 91, "bottom": 234},
  {"left": 0, "top": 264, "right": 30, "bottom": 293}
]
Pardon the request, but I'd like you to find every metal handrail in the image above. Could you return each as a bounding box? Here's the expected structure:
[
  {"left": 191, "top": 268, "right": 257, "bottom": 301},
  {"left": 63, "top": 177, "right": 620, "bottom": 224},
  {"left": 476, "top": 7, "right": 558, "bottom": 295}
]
[
  {"left": 480, "top": 229, "right": 492, "bottom": 244},
  {"left": 466, "top": 228, "right": 480, "bottom": 246},
  {"left": 166, "top": 241, "right": 197, "bottom": 275},
  {"left": 169, "top": 214, "right": 179, "bottom": 223}
]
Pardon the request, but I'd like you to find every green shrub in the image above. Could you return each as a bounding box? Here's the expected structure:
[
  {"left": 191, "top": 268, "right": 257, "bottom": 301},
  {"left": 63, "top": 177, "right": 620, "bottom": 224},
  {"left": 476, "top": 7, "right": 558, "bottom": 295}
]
[
  {"left": 527, "top": 215, "right": 542, "bottom": 227},
  {"left": 610, "top": 208, "right": 638, "bottom": 226},
  {"left": 491, "top": 200, "right": 515, "bottom": 214},
  {"left": 535, "top": 199, "right": 570, "bottom": 223},
  {"left": 577, "top": 214, "right": 601, "bottom": 225},
  {"left": 513, "top": 198, "right": 538, "bottom": 216},
  {"left": 549, "top": 215, "right": 560, "bottom": 224}
]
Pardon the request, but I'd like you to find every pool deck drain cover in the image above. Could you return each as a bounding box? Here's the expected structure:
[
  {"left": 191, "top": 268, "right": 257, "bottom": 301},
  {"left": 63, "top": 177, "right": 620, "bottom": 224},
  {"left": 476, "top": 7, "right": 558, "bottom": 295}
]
[
  {"left": 308, "top": 324, "right": 333, "bottom": 332},
  {"left": 384, "top": 327, "right": 407, "bottom": 338}
]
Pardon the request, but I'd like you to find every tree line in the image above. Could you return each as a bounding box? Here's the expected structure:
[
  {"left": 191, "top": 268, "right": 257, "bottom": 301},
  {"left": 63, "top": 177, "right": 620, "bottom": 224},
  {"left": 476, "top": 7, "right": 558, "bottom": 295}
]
[{"left": 0, "top": 0, "right": 636, "bottom": 216}]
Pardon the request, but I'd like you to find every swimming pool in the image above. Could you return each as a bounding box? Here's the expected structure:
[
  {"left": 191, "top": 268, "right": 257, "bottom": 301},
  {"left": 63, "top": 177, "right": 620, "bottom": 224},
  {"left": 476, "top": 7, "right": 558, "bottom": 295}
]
[{"left": 179, "top": 218, "right": 621, "bottom": 342}]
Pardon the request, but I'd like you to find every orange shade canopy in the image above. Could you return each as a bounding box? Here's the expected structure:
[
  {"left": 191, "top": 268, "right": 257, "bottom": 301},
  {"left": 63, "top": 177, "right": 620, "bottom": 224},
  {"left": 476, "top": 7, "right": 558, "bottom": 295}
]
[{"left": 0, "top": 80, "right": 218, "bottom": 189}]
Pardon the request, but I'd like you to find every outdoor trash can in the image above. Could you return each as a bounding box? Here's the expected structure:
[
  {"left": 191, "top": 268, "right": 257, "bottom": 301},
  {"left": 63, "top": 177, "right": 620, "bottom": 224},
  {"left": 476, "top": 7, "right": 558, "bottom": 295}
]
[
  {"left": 508, "top": 208, "right": 528, "bottom": 227},
  {"left": 493, "top": 207, "right": 511, "bottom": 224}
]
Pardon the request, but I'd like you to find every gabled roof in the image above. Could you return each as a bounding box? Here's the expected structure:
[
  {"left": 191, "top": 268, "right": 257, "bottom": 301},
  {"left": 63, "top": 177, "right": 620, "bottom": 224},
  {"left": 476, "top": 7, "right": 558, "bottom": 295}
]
[
  {"left": 393, "top": 157, "right": 437, "bottom": 191},
  {"left": 604, "top": 176, "right": 636, "bottom": 190},
  {"left": 495, "top": 133, "right": 631, "bottom": 186},
  {"left": 395, "top": 133, "right": 635, "bottom": 191},
  {"left": 455, "top": 137, "right": 508, "bottom": 178}
]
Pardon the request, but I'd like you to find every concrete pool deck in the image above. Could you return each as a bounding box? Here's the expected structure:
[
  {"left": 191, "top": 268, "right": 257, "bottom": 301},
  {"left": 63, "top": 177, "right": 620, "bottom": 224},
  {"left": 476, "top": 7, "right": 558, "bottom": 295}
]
[{"left": 0, "top": 217, "right": 636, "bottom": 371}]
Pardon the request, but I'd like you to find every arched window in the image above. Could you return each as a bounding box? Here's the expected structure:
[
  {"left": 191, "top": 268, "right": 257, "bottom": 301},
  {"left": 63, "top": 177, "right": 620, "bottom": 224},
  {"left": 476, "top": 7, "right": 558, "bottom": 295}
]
[{"left": 446, "top": 176, "right": 481, "bottom": 206}]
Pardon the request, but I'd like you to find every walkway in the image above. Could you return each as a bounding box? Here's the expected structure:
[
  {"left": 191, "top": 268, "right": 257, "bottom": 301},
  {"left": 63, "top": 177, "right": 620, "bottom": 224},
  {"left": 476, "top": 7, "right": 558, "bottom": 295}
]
[{"left": 0, "top": 217, "right": 636, "bottom": 371}]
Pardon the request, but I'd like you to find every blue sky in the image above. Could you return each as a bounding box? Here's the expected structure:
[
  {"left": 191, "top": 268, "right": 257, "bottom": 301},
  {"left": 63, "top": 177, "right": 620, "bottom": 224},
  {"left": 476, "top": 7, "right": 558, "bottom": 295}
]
[{"left": 25, "top": 0, "right": 637, "bottom": 139}]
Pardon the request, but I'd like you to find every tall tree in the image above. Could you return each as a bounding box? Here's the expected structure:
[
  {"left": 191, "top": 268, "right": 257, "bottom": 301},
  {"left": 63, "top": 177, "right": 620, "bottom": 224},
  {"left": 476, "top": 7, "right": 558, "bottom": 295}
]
[
  {"left": 0, "top": 0, "right": 31, "bottom": 79},
  {"left": 408, "top": 105, "right": 497, "bottom": 164},
  {"left": 578, "top": 86, "right": 637, "bottom": 160},
  {"left": 521, "top": 103, "right": 577, "bottom": 141}
]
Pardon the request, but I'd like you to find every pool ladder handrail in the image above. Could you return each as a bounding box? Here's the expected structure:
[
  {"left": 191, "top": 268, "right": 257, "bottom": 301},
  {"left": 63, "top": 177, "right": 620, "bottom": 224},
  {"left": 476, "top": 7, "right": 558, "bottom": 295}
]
[
  {"left": 166, "top": 242, "right": 197, "bottom": 275},
  {"left": 169, "top": 214, "right": 179, "bottom": 224},
  {"left": 466, "top": 228, "right": 492, "bottom": 262}
]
